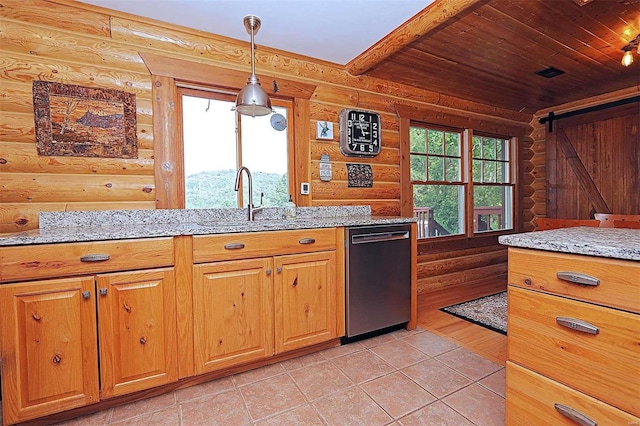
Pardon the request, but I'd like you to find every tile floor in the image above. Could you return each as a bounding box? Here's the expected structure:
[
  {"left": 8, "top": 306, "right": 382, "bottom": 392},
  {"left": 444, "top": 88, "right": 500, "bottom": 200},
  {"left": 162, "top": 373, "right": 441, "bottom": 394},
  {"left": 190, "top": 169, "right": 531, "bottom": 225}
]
[{"left": 45, "top": 327, "right": 505, "bottom": 425}]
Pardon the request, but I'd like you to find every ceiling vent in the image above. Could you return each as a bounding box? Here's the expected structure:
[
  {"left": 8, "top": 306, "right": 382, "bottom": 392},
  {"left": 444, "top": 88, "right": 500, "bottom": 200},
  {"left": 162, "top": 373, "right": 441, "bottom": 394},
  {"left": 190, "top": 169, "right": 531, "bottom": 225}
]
[{"left": 534, "top": 67, "right": 566, "bottom": 78}]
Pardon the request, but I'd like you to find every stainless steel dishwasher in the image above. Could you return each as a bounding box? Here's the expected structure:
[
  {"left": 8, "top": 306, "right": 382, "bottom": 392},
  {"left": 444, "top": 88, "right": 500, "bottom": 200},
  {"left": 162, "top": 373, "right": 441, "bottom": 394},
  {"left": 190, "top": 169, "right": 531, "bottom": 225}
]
[{"left": 344, "top": 224, "right": 412, "bottom": 340}]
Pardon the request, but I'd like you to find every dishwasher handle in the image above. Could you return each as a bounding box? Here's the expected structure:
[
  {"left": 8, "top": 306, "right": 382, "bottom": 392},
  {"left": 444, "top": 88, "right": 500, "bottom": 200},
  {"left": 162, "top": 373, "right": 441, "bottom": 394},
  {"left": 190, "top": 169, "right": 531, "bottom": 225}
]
[{"left": 351, "top": 230, "right": 409, "bottom": 244}]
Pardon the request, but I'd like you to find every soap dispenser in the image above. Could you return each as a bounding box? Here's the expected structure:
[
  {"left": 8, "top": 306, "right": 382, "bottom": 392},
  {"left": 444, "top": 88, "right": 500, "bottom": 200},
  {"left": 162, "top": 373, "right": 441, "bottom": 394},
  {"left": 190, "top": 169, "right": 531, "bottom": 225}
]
[{"left": 284, "top": 195, "right": 296, "bottom": 219}]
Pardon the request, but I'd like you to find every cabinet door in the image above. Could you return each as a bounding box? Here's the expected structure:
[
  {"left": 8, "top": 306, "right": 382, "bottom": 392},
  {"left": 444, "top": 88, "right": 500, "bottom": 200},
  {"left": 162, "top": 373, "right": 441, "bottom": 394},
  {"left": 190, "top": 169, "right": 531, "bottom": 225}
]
[
  {"left": 193, "top": 258, "right": 274, "bottom": 374},
  {"left": 0, "top": 277, "right": 99, "bottom": 425},
  {"left": 96, "top": 268, "right": 178, "bottom": 398},
  {"left": 275, "top": 251, "right": 337, "bottom": 353}
]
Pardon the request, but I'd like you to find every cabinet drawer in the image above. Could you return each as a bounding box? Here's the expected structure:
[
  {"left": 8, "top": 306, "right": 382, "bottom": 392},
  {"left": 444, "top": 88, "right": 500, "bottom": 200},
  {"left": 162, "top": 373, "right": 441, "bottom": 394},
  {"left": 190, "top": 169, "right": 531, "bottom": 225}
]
[
  {"left": 506, "top": 361, "right": 640, "bottom": 425},
  {"left": 508, "top": 247, "right": 640, "bottom": 313},
  {"left": 193, "top": 228, "right": 336, "bottom": 263},
  {"left": 0, "top": 238, "right": 174, "bottom": 283},
  {"left": 508, "top": 286, "right": 640, "bottom": 416}
]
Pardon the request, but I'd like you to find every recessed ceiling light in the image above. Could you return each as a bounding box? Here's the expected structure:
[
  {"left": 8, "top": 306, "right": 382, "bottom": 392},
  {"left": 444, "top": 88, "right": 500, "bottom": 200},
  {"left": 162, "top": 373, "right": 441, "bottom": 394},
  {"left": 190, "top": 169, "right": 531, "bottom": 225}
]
[{"left": 534, "top": 67, "right": 566, "bottom": 79}]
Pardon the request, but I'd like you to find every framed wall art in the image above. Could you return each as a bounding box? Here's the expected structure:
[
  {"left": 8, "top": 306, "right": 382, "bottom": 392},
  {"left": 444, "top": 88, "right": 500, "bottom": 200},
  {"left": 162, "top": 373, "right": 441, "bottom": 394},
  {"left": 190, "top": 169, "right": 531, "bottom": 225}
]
[
  {"left": 32, "top": 80, "right": 138, "bottom": 158},
  {"left": 316, "top": 120, "right": 334, "bottom": 140}
]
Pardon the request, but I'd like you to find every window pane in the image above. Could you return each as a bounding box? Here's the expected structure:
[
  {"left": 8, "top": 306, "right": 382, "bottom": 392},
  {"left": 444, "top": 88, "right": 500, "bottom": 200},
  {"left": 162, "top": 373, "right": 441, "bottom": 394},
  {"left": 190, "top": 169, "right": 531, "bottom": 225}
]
[
  {"left": 241, "top": 105, "right": 289, "bottom": 207},
  {"left": 472, "top": 136, "right": 482, "bottom": 158},
  {"left": 428, "top": 157, "right": 444, "bottom": 181},
  {"left": 445, "top": 158, "right": 460, "bottom": 182},
  {"left": 445, "top": 132, "right": 460, "bottom": 156},
  {"left": 183, "top": 96, "right": 238, "bottom": 209},
  {"left": 414, "top": 184, "right": 464, "bottom": 237},
  {"left": 410, "top": 127, "right": 426, "bottom": 153},
  {"left": 427, "top": 129, "right": 443, "bottom": 154},
  {"left": 410, "top": 154, "right": 426, "bottom": 181},
  {"left": 483, "top": 161, "right": 496, "bottom": 183},
  {"left": 472, "top": 159, "right": 482, "bottom": 182},
  {"left": 483, "top": 137, "right": 496, "bottom": 160},
  {"left": 473, "top": 185, "right": 513, "bottom": 232}
]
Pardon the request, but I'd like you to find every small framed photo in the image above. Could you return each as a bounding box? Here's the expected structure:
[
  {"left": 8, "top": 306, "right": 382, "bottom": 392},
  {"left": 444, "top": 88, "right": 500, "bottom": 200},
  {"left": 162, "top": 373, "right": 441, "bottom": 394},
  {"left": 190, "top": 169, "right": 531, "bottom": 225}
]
[{"left": 316, "top": 121, "right": 334, "bottom": 140}]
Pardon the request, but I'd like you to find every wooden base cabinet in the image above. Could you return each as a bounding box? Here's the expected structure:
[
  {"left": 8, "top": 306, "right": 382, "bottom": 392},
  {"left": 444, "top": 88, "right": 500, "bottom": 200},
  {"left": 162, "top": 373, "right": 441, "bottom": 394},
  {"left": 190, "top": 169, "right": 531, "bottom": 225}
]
[
  {"left": 193, "top": 258, "right": 274, "bottom": 374},
  {"left": 97, "top": 268, "right": 178, "bottom": 398},
  {"left": 275, "top": 251, "right": 336, "bottom": 353},
  {"left": 192, "top": 229, "right": 342, "bottom": 375},
  {"left": 0, "top": 238, "right": 177, "bottom": 425},
  {"left": 506, "top": 247, "right": 640, "bottom": 423},
  {"left": 0, "top": 277, "right": 100, "bottom": 425}
]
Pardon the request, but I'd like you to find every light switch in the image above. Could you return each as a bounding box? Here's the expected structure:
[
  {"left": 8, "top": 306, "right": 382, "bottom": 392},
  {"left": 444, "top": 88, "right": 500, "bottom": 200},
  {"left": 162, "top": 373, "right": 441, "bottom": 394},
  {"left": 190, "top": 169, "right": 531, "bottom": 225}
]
[{"left": 300, "top": 182, "right": 310, "bottom": 195}]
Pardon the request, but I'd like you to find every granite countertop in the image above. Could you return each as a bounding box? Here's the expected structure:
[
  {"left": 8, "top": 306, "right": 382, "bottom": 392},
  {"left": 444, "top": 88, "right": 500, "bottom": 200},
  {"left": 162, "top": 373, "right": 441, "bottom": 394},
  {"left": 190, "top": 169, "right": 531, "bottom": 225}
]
[
  {"left": 498, "top": 227, "right": 640, "bottom": 261},
  {"left": 0, "top": 206, "right": 416, "bottom": 246}
]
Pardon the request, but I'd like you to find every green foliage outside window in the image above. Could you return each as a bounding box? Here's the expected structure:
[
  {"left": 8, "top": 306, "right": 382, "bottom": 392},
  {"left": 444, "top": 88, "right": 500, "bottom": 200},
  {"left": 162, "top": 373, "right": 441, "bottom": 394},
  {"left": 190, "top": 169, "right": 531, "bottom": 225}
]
[{"left": 410, "top": 126, "right": 512, "bottom": 236}]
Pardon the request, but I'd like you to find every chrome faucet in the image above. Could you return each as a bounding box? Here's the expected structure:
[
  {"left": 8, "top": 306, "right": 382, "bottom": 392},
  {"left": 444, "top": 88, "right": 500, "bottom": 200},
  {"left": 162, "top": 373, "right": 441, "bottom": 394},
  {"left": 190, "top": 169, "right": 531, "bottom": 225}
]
[{"left": 234, "top": 166, "right": 263, "bottom": 221}]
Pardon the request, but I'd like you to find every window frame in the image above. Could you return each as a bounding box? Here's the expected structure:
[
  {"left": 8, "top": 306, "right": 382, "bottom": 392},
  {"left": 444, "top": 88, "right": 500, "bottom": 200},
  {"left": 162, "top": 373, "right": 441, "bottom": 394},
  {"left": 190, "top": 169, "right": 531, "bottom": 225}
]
[
  {"left": 397, "top": 104, "right": 524, "bottom": 240},
  {"left": 177, "top": 87, "right": 295, "bottom": 208},
  {"left": 140, "top": 52, "right": 316, "bottom": 209}
]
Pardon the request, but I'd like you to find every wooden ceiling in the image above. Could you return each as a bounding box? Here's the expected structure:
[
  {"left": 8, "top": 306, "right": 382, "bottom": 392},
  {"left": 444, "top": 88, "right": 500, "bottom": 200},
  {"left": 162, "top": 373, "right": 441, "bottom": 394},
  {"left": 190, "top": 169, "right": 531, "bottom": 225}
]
[{"left": 349, "top": 0, "right": 640, "bottom": 114}]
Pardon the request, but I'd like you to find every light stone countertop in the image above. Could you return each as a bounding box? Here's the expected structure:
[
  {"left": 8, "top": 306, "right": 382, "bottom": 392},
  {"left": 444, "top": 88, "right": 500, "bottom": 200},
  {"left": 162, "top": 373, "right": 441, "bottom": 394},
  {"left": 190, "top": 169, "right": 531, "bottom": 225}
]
[
  {"left": 0, "top": 206, "right": 416, "bottom": 246},
  {"left": 498, "top": 227, "right": 640, "bottom": 261}
]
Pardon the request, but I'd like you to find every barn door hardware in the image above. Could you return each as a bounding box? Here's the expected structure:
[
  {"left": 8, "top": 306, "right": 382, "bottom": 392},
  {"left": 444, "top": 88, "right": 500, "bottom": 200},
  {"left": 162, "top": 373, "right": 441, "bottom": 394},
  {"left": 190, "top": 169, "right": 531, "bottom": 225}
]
[{"left": 539, "top": 95, "right": 639, "bottom": 133}]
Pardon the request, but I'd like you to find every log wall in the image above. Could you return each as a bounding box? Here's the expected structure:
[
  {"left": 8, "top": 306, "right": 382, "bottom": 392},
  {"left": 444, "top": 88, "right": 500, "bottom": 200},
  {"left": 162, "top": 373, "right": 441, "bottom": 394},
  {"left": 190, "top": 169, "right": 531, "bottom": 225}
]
[
  {"left": 0, "top": 0, "right": 531, "bottom": 234},
  {"left": 5, "top": 0, "right": 635, "bottom": 308}
]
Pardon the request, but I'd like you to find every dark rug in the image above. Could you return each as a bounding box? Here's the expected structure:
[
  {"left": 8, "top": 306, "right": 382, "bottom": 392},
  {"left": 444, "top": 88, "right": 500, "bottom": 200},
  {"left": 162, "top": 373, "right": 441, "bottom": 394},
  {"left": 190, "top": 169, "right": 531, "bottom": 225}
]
[{"left": 440, "top": 292, "right": 507, "bottom": 335}]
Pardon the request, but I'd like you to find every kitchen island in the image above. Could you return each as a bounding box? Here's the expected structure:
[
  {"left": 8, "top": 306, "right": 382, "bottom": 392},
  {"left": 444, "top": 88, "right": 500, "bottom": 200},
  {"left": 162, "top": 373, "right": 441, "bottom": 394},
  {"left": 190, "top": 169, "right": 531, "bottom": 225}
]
[
  {"left": 499, "top": 227, "right": 640, "bottom": 424},
  {"left": 0, "top": 206, "right": 415, "bottom": 425}
]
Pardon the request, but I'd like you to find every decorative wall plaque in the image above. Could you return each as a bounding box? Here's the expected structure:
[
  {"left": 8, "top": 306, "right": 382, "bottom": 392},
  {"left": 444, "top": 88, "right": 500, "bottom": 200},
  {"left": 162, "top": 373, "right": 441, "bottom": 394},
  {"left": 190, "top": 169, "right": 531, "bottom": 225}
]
[
  {"left": 346, "top": 163, "right": 373, "bottom": 188},
  {"left": 33, "top": 81, "right": 138, "bottom": 158}
]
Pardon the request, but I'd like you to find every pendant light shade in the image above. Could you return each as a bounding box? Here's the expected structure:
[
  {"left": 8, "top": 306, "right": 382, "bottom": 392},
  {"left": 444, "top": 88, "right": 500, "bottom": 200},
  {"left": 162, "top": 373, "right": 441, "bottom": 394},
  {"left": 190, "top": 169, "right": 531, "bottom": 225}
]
[{"left": 235, "top": 15, "right": 272, "bottom": 117}]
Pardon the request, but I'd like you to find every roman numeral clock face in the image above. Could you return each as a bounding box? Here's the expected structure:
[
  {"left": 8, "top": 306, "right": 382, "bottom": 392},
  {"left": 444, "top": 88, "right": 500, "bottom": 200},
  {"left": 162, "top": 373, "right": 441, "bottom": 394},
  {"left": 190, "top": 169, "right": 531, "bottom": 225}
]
[{"left": 339, "top": 109, "right": 381, "bottom": 157}]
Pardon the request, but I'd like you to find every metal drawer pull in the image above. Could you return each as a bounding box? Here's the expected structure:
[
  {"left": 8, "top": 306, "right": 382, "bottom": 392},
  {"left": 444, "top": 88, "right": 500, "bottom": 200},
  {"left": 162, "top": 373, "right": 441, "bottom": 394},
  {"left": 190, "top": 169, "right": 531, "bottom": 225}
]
[
  {"left": 556, "top": 272, "right": 600, "bottom": 286},
  {"left": 100, "top": 288, "right": 108, "bottom": 296},
  {"left": 299, "top": 238, "right": 316, "bottom": 245},
  {"left": 224, "top": 242, "right": 245, "bottom": 250},
  {"left": 556, "top": 317, "right": 599, "bottom": 335},
  {"left": 80, "top": 254, "right": 110, "bottom": 262},
  {"left": 82, "top": 291, "right": 91, "bottom": 300},
  {"left": 554, "top": 403, "right": 597, "bottom": 426}
]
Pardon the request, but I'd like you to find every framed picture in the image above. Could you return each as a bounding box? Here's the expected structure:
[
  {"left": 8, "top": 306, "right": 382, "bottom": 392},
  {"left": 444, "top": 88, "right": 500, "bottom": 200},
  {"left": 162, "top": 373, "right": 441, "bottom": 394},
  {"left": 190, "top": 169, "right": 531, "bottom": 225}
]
[
  {"left": 316, "top": 121, "right": 334, "bottom": 140},
  {"left": 32, "top": 80, "right": 138, "bottom": 158}
]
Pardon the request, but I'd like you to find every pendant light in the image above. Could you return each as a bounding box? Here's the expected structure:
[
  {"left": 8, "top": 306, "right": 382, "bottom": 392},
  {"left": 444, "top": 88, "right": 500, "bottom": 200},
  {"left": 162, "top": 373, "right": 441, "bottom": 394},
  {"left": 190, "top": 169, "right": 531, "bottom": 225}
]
[{"left": 234, "top": 15, "right": 272, "bottom": 117}]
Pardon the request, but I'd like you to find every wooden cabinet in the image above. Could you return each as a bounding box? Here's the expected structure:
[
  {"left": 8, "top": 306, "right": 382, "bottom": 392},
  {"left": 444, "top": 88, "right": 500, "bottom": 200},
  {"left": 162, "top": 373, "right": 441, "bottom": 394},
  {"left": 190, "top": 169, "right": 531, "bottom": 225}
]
[
  {"left": 192, "top": 228, "right": 342, "bottom": 374},
  {"left": 0, "top": 277, "right": 99, "bottom": 425},
  {"left": 275, "top": 251, "right": 336, "bottom": 353},
  {"left": 0, "top": 228, "right": 345, "bottom": 424},
  {"left": 506, "top": 247, "right": 640, "bottom": 423},
  {"left": 97, "top": 268, "right": 178, "bottom": 398},
  {"left": 0, "top": 238, "right": 177, "bottom": 425},
  {"left": 193, "top": 258, "right": 274, "bottom": 373}
]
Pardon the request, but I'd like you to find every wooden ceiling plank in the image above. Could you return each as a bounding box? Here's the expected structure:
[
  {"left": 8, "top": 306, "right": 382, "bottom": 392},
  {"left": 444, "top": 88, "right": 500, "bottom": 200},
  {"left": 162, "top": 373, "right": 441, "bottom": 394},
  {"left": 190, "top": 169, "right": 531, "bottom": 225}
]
[
  {"left": 372, "top": 59, "right": 555, "bottom": 112},
  {"left": 489, "top": 0, "right": 628, "bottom": 71},
  {"left": 411, "top": 14, "right": 595, "bottom": 88},
  {"left": 541, "top": 0, "right": 637, "bottom": 53},
  {"left": 345, "top": 0, "right": 486, "bottom": 76}
]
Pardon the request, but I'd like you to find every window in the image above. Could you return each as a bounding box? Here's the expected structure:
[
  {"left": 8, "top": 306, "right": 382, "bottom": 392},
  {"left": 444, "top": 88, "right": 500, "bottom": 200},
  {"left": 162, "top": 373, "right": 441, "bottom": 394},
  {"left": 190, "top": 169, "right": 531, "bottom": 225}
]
[
  {"left": 410, "top": 123, "right": 514, "bottom": 238},
  {"left": 411, "top": 126, "right": 465, "bottom": 237},
  {"left": 179, "top": 88, "right": 293, "bottom": 209},
  {"left": 472, "top": 134, "right": 513, "bottom": 233}
]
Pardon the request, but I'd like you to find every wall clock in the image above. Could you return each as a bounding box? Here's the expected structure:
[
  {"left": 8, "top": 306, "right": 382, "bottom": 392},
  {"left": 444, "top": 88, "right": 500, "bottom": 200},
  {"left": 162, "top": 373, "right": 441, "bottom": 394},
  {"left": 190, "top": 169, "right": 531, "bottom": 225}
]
[
  {"left": 270, "top": 113, "right": 287, "bottom": 131},
  {"left": 339, "top": 109, "right": 381, "bottom": 157}
]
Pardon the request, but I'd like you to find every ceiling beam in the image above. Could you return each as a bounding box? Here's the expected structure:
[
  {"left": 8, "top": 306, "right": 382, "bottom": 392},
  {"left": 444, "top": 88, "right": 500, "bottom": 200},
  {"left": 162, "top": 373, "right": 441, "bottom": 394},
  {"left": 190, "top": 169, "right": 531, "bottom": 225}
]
[{"left": 345, "top": 0, "right": 485, "bottom": 76}]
